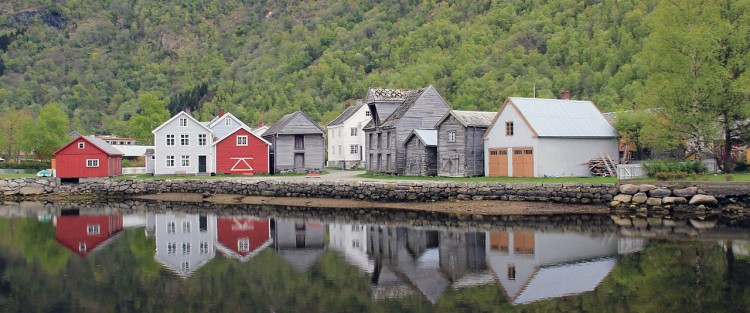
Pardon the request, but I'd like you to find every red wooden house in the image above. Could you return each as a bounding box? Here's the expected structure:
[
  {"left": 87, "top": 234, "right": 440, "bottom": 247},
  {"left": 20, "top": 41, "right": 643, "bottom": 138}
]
[
  {"left": 215, "top": 217, "right": 272, "bottom": 262},
  {"left": 54, "top": 214, "right": 124, "bottom": 257},
  {"left": 54, "top": 136, "right": 124, "bottom": 178},
  {"left": 213, "top": 126, "right": 271, "bottom": 175}
]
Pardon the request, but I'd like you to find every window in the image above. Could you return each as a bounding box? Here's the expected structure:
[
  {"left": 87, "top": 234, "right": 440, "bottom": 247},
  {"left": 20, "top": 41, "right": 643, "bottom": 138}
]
[
  {"left": 182, "top": 242, "right": 191, "bottom": 254},
  {"left": 168, "top": 242, "right": 177, "bottom": 254},
  {"left": 225, "top": 118, "right": 232, "bottom": 126},
  {"left": 182, "top": 221, "right": 191, "bottom": 233},
  {"left": 86, "top": 159, "right": 100, "bottom": 167},
  {"left": 166, "top": 156, "right": 175, "bottom": 167},
  {"left": 505, "top": 122, "right": 514, "bottom": 136},
  {"left": 352, "top": 239, "right": 360, "bottom": 248},
  {"left": 79, "top": 243, "right": 87, "bottom": 253},
  {"left": 78, "top": 142, "right": 85, "bottom": 149},
  {"left": 200, "top": 242, "right": 209, "bottom": 254},
  {"left": 377, "top": 133, "right": 382, "bottom": 149},
  {"left": 166, "top": 134, "right": 175, "bottom": 146},
  {"left": 294, "top": 135, "right": 304, "bottom": 149},
  {"left": 182, "top": 262, "right": 190, "bottom": 272},
  {"left": 237, "top": 135, "right": 248, "bottom": 146},
  {"left": 508, "top": 264, "right": 516, "bottom": 281},
  {"left": 180, "top": 134, "right": 189, "bottom": 146},
  {"left": 369, "top": 134, "right": 374, "bottom": 149},
  {"left": 350, "top": 145, "right": 359, "bottom": 154},
  {"left": 198, "top": 134, "right": 207, "bottom": 146},
  {"left": 238, "top": 238, "right": 250, "bottom": 252},
  {"left": 167, "top": 222, "right": 176, "bottom": 234},
  {"left": 179, "top": 118, "right": 188, "bottom": 127},
  {"left": 448, "top": 131, "right": 456, "bottom": 143},
  {"left": 331, "top": 145, "right": 335, "bottom": 155},
  {"left": 365, "top": 110, "right": 371, "bottom": 116},
  {"left": 351, "top": 128, "right": 357, "bottom": 136},
  {"left": 87, "top": 224, "right": 100, "bottom": 235},
  {"left": 330, "top": 130, "right": 334, "bottom": 139},
  {"left": 181, "top": 155, "right": 190, "bottom": 167},
  {"left": 386, "top": 132, "right": 391, "bottom": 149},
  {"left": 339, "top": 145, "right": 342, "bottom": 155}
]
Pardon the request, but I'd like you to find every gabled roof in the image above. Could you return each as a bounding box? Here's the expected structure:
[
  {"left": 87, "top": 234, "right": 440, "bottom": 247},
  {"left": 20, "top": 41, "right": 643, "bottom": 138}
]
[
  {"left": 216, "top": 239, "right": 273, "bottom": 262},
  {"left": 404, "top": 129, "right": 437, "bottom": 147},
  {"left": 251, "top": 125, "right": 269, "bottom": 137},
  {"left": 437, "top": 110, "right": 496, "bottom": 128},
  {"left": 366, "top": 88, "right": 412, "bottom": 103},
  {"left": 380, "top": 87, "right": 428, "bottom": 128},
  {"left": 328, "top": 100, "right": 366, "bottom": 126},
  {"left": 510, "top": 257, "right": 617, "bottom": 305},
  {"left": 112, "top": 145, "right": 154, "bottom": 157},
  {"left": 208, "top": 112, "right": 250, "bottom": 129},
  {"left": 54, "top": 135, "right": 124, "bottom": 156},
  {"left": 263, "top": 111, "right": 325, "bottom": 136},
  {"left": 485, "top": 97, "right": 618, "bottom": 139},
  {"left": 152, "top": 111, "right": 213, "bottom": 134},
  {"left": 212, "top": 125, "right": 272, "bottom": 146}
]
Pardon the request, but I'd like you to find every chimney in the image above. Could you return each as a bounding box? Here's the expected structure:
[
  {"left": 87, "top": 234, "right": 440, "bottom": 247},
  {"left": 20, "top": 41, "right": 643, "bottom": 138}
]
[
  {"left": 184, "top": 107, "right": 191, "bottom": 115},
  {"left": 258, "top": 121, "right": 264, "bottom": 127},
  {"left": 218, "top": 108, "right": 225, "bottom": 117},
  {"left": 560, "top": 90, "right": 571, "bottom": 100}
]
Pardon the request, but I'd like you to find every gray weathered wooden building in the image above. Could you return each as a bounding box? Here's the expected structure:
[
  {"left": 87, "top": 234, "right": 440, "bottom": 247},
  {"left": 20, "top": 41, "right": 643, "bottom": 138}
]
[
  {"left": 363, "top": 85, "right": 452, "bottom": 174},
  {"left": 435, "top": 110, "right": 496, "bottom": 177},
  {"left": 262, "top": 111, "right": 325, "bottom": 173},
  {"left": 403, "top": 129, "right": 438, "bottom": 176}
]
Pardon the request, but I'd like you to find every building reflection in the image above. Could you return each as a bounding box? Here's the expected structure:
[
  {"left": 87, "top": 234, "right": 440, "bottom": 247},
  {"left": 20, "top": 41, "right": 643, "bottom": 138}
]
[
  {"left": 215, "top": 217, "right": 272, "bottom": 262},
  {"left": 148, "top": 213, "right": 217, "bottom": 278},
  {"left": 272, "top": 218, "right": 327, "bottom": 272},
  {"left": 53, "top": 209, "right": 124, "bottom": 257}
]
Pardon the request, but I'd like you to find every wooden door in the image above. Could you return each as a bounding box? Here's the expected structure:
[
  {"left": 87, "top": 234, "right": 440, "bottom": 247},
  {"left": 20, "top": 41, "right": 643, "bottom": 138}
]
[
  {"left": 294, "top": 153, "right": 304, "bottom": 169},
  {"left": 512, "top": 148, "right": 534, "bottom": 177},
  {"left": 488, "top": 149, "right": 508, "bottom": 177},
  {"left": 198, "top": 156, "right": 207, "bottom": 173}
]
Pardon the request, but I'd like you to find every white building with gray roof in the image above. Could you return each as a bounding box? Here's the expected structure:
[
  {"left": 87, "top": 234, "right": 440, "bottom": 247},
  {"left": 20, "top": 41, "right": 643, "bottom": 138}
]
[{"left": 326, "top": 100, "right": 371, "bottom": 169}]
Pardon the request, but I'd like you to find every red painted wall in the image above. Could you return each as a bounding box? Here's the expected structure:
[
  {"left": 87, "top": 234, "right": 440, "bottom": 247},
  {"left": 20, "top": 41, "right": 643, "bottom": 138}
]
[
  {"left": 55, "top": 215, "right": 124, "bottom": 256},
  {"left": 215, "top": 129, "right": 270, "bottom": 174},
  {"left": 54, "top": 137, "right": 122, "bottom": 178},
  {"left": 216, "top": 217, "right": 271, "bottom": 256}
]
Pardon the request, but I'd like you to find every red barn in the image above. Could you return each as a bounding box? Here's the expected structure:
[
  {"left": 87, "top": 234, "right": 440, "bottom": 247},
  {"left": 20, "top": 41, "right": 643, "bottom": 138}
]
[
  {"left": 214, "top": 126, "right": 271, "bottom": 175},
  {"left": 54, "top": 136, "right": 124, "bottom": 178},
  {"left": 215, "top": 217, "right": 272, "bottom": 261},
  {"left": 54, "top": 214, "right": 124, "bottom": 257}
]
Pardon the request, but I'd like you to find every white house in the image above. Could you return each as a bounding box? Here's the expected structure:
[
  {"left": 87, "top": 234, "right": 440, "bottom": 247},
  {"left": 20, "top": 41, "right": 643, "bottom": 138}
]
[
  {"left": 483, "top": 95, "right": 619, "bottom": 177},
  {"left": 151, "top": 213, "right": 217, "bottom": 278},
  {"left": 152, "top": 111, "right": 215, "bottom": 176},
  {"left": 326, "top": 100, "right": 371, "bottom": 169},
  {"left": 328, "top": 223, "right": 373, "bottom": 273},
  {"left": 208, "top": 111, "right": 250, "bottom": 140}
]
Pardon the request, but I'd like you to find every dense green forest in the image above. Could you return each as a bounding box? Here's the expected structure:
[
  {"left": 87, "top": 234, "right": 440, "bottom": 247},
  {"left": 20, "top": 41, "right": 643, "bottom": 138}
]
[{"left": 0, "top": 0, "right": 748, "bottom": 162}]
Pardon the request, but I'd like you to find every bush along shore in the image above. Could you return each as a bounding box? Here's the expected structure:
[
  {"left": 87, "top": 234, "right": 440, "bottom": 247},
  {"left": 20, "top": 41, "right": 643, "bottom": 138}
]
[{"left": 0, "top": 178, "right": 748, "bottom": 214}]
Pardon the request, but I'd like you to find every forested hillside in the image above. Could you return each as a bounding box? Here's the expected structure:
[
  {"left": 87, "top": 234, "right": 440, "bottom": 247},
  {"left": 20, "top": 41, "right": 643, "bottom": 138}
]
[{"left": 0, "top": 0, "right": 654, "bottom": 133}]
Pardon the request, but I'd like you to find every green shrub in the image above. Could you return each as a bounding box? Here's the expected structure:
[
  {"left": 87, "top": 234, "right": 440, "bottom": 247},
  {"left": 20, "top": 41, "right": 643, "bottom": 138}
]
[
  {"left": 0, "top": 160, "right": 50, "bottom": 170},
  {"left": 643, "top": 159, "right": 706, "bottom": 178},
  {"left": 734, "top": 161, "right": 749, "bottom": 173}
]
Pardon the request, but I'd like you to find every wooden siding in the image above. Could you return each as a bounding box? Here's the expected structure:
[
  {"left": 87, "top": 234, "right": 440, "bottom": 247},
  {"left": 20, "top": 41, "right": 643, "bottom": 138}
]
[
  {"left": 437, "top": 116, "right": 467, "bottom": 177},
  {"left": 269, "top": 134, "right": 325, "bottom": 172},
  {"left": 55, "top": 137, "right": 121, "bottom": 178},
  {"left": 279, "top": 113, "right": 325, "bottom": 134},
  {"left": 215, "top": 128, "right": 269, "bottom": 175},
  {"left": 153, "top": 112, "right": 214, "bottom": 175},
  {"left": 404, "top": 137, "right": 437, "bottom": 176}
]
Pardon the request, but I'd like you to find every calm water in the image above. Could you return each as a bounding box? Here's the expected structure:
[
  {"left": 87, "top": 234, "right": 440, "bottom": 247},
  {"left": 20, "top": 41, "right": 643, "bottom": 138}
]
[{"left": 1, "top": 201, "right": 750, "bottom": 313}]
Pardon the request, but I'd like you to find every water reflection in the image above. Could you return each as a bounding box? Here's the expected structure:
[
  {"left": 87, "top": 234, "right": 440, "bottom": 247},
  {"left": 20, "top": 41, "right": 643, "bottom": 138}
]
[{"left": 2, "top": 202, "right": 750, "bottom": 312}]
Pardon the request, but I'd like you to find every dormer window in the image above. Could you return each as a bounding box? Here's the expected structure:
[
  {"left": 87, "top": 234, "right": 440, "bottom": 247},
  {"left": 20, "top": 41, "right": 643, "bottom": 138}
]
[
  {"left": 225, "top": 118, "right": 232, "bottom": 126},
  {"left": 365, "top": 111, "right": 371, "bottom": 117},
  {"left": 78, "top": 142, "right": 85, "bottom": 149},
  {"left": 179, "top": 118, "right": 188, "bottom": 127}
]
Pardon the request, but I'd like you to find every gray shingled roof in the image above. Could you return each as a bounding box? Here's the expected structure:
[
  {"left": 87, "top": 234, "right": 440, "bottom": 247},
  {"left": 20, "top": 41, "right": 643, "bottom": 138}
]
[
  {"left": 443, "top": 110, "right": 497, "bottom": 127},
  {"left": 328, "top": 100, "right": 365, "bottom": 126},
  {"left": 380, "top": 87, "right": 428, "bottom": 128},
  {"left": 263, "top": 111, "right": 325, "bottom": 136},
  {"left": 366, "top": 88, "right": 412, "bottom": 103},
  {"left": 84, "top": 136, "right": 125, "bottom": 155}
]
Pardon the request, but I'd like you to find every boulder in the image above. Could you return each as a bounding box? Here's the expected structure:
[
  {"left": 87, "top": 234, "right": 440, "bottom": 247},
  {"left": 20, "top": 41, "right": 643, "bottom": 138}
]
[
  {"left": 19, "top": 186, "right": 45, "bottom": 195},
  {"left": 673, "top": 187, "right": 699, "bottom": 197},
  {"left": 613, "top": 194, "right": 633, "bottom": 203},
  {"left": 639, "top": 184, "right": 657, "bottom": 193},
  {"left": 646, "top": 197, "right": 662, "bottom": 206},
  {"left": 649, "top": 188, "right": 672, "bottom": 198},
  {"left": 662, "top": 197, "right": 688, "bottom": 205},
  {"left": 689, "top": 194, "right": 718, "bottom": 206},
  {"left": 632, "top": 192, "right": 648, "bottom": 204},
  {"left": 611, "top": 216, "right": 633, "bottom": 226},
  {"left": 619, "top": 184, "right": 639, "bottom": 195}
]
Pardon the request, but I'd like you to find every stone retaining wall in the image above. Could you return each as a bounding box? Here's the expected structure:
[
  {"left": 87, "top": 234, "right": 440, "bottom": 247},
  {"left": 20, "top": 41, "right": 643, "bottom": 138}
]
[{"left": 1, "top": 178, "right": 748, "bottom": 211}]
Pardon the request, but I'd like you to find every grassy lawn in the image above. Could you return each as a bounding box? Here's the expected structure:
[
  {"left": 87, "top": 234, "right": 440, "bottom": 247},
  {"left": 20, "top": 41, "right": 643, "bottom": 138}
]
[
  {"left": 356, "top": 173, "right": 619, "bottom": 183},
  {"left": 114, "top": 172, "right": 310, "bottom": 180},
  {"left": 624, "top": 173, "right": 750, "bottom": 183},
  {"left": 0, "top": 173, "right": 37, "bottom": 179}
]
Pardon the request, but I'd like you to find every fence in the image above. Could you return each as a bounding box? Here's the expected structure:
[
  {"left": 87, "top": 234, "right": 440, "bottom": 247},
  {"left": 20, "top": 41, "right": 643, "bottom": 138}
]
[
  {"left": 616, "top": 164, "right": 648, "bottom": 180},
  {"left": 0, "top": 169, "right": 34, "bottom": 174},
  {"left": 122, "top": 167, "right": 148, "bottom": 175}
]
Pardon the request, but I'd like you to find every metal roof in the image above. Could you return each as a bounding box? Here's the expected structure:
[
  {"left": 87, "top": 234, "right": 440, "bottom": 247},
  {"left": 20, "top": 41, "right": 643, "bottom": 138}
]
[
  {"left": 111, "top": 145, "right": 154, "bottom": 157},
  {"left": 83, "top": 136, "right": 125, "bottom": 156},
  {"left": 508, "top": 97, "right": 618, "bottom": 138},
  {"left": 513, "top": 258, "right": 617, "bottom": 305},
  {"left": 406, "top": 129, "right": 437, "bottom": 147}
]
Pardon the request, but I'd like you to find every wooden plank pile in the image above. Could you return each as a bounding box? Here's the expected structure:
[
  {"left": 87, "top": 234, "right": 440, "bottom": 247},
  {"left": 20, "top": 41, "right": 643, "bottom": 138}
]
[{"left": 588, "top": 153, "right": 617, "bottom": 177}]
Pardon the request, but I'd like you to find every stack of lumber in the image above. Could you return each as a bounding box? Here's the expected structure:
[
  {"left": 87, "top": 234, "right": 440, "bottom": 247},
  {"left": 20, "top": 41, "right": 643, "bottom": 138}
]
[{"left": 588, "top": 153, "right": 617, "bottom": 177}]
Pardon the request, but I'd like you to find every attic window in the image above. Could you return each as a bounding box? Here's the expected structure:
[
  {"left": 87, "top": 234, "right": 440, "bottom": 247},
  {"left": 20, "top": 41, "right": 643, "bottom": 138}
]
[
  {"left": 225, "top": 118, "right": 232, "bottom": 126},
  {"left": 87, "top": 224, "right": 100, "bottom": 235},
  {"left": 365, "top": 111, "right": 371, "bottom": 116},
  {"left": 238, "top": 238, "right": 250, "bottom": 252},
  {"left": 448, "top": 131, "right": 456, "bottom": 143},
  {"left": 79, "top": 243, "right": 87, "bottom": 253},
  {"left": 505, "top": 122, "right": 514, "bottom": 136},
  {"left": 237, "top": 136, "right": 248, "bottom": 146},
  {"left": 179, "top": 118, "right": 188, "bottom": 127},
  {"left": 78, "top": 142, "right": 85, "bottom": 149}
]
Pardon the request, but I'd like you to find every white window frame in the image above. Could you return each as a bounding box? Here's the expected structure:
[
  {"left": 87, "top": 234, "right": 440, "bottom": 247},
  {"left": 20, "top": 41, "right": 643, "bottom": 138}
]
[
  {"left": 200, "top": 241, "right": 209, "bottom": 254},
  {"left": 236, "top": 135, "right": 248, "bottom": 146},
  {"left": 179, "top": 118, "right": 188, "bottom": 127},
  {"left": 198, "top": 134, "right": 207, "bottom": 146},
  {"left": 182, "top": 261, "right": 190, "bottom": 272},
  {"left": 180, "top": 134, "right": 189, "bottom": 146},
  {"left": 166, "top": 134, "right": 175, "bottom": 146},
  {"left": 181, "top": 155, "right": 190, "bottom": 167},
  {"left": 167, "top": 222, "right": 176, "bottom": 234},
  {"left": 351, "top": 128, "right": 357, "bottom": 136},
  {"left": 182, "top": 221, "right": 191, "bottom": 233},
  {"left": 168, "top": 242, "right": 177, "bottom": 254},
  {"left": 182, "top": 242, "right": 191, "bottom": 254},
  {"left": 78, "top": 142, "right": 85, "bottom": 149},
  {"left": 448, "top": 131, "right": 456, "bottom": 143},
  {"left": 365, "top": 110, "right": 371, "bottom": 116},
  {"left": 79, "top": 243, "right": 87, "bottom": 252},
  {"left": 86, "top": 159, "right": 100, "bottom": 168},
  {"left": 350, "top": 145, "right": 359, "bottom": 154},
  {"left": 166, "top": 155, "right": 175, "bottom": 167},
  {"left": 238, "top": 238, "right": 250, "bottom": 252},
  {"left": 225, "top": 118, "right": 232, "bottom": 126},
  {"left": 87, "top": 224, "right": 100, "bottom": 235}
]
